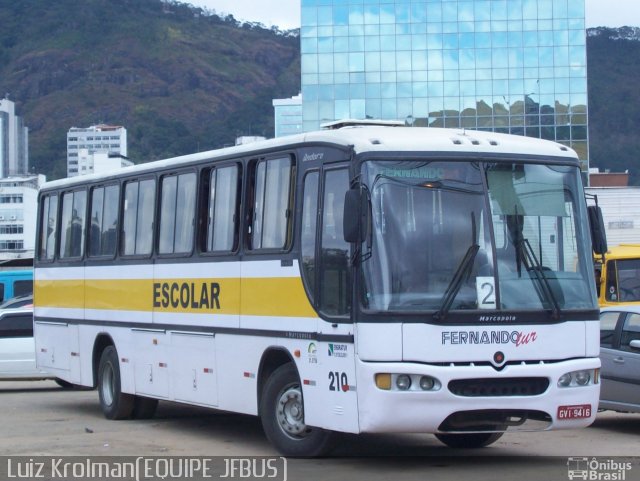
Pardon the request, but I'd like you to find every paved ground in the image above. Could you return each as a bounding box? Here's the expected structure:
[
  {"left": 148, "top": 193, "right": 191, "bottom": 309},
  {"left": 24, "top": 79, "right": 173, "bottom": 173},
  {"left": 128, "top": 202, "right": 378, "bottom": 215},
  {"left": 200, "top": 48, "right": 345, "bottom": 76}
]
[{"left": 0, "top": 380, "right": 638, "bottom": 480}]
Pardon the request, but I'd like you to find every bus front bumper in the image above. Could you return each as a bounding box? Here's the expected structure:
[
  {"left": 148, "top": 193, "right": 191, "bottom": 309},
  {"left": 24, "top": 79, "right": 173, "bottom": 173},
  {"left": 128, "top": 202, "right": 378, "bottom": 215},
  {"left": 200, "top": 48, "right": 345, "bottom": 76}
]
[{"left": 355, "top": 357, "right": 601, "bottom": 434}]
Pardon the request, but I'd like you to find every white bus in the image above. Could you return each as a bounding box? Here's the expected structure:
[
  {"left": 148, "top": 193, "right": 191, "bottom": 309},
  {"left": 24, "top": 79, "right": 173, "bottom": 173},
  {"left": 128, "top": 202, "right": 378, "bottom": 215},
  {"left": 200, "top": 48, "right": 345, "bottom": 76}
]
[{"left": 34, "top": 125, "right": 601, "bottom": 456}]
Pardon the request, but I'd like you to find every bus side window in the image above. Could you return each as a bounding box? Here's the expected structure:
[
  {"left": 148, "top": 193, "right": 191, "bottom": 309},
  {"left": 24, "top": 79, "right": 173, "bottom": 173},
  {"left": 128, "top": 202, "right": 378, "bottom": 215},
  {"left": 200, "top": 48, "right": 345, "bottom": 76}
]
[
  {"left": 159, "top": 172, "right": 196, "bottom": 255},
  {"left": 206, "top": 165, "right": 240, "bottom": 253},
  {"left": 320, "top": 168, "right": 351, "bottom": 317},
  {"left": 38, "top": 194, "right": 58, "bottom": 261},
  {"left": 59, "top": 190, "right": 87, "bottom": 259},
  {"left": 102, "top": 185, "right": 119, "bottom": 255},
  {"left": 122, "top": 182, "right": 139, "bottom": 255},
  {"left": 250, "top": 157, "right": 294, "bottom": 250},
  {"left": 122, "top": 179, "right": 156, "bottom": 256},
  {"left": 89, "top": 184, "right": 120, "bottom": 258},
  {"left": 300, "top": 171, "right": 319, "bottom": 304},
  {"left": 137, "top": 180, "right": 156, "bottom": 255}
]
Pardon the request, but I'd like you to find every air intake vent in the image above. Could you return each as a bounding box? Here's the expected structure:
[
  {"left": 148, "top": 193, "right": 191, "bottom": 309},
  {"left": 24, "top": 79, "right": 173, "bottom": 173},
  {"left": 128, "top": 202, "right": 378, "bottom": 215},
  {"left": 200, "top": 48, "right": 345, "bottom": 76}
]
[{"left": 449, "top": 377, "right": 549, "bottom": 397}]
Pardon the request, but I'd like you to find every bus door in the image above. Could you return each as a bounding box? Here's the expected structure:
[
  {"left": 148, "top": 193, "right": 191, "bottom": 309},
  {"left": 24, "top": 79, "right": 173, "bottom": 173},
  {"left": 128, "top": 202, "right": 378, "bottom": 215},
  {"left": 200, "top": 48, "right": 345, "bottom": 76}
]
[{"left": 307, "top": 167, "right": 359, "bottom": 433}]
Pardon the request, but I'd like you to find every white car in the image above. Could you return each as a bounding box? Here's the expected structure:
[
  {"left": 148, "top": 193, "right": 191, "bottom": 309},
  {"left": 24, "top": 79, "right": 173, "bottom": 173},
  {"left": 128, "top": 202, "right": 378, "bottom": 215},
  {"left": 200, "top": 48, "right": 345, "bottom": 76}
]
[{"left": 0, "top": 305, "right": 53, "bottom": 380}]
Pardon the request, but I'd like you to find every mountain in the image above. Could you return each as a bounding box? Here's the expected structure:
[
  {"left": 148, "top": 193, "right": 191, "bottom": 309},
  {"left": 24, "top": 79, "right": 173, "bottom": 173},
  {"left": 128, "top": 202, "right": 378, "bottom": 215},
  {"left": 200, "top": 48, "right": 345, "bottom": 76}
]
[
  {"left": 0, "top": 1, "right": 638, "bottom": 183},
  {"left": 587, "top": 27, "right": 640, "bottom": 184},
  {"left": 0, "top": 0, "right": 300, "bottom": 179}
]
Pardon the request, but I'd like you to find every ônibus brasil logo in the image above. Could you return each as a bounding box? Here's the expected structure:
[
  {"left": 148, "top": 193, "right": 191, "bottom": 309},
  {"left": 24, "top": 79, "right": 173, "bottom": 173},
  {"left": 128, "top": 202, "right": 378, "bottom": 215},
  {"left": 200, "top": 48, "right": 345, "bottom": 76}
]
[{"left": 441, "top": 330, "right": 537, "bottom": 347}]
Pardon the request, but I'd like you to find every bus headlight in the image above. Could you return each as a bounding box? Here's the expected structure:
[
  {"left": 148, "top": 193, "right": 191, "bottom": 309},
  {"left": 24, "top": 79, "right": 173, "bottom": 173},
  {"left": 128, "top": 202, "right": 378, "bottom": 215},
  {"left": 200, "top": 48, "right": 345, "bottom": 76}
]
[
  {"left": 575, "top": 371, "right": 591, "bottom": 386},
  {"left": 558, "top": 369, "right": 598, "bottom": 388},
  {"left": 419, "top": 376, "right": 436, "bottom": 391},
  {"left": 558, "top": 373, "right": 572, "bottom": 387},
  {"left": 396, "top": 374, "right": 412, "bottom": 391}
]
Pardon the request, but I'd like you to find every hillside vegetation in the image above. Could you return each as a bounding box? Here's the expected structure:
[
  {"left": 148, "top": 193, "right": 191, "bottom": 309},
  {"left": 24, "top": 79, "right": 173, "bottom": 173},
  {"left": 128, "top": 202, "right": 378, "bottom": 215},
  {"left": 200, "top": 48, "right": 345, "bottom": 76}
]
[
  {"left": 0, "top": 1, "right": 638, "bottom": 182},
  {"left": 0, "top": 0, "right": 299, "bottom": 178}
]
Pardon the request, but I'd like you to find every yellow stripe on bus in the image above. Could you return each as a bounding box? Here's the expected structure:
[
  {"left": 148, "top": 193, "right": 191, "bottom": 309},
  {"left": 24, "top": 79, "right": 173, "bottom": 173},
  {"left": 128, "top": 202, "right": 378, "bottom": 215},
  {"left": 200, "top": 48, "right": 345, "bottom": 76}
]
[{"left": 35, "top": 277, "right": 316, "bottom": 318}]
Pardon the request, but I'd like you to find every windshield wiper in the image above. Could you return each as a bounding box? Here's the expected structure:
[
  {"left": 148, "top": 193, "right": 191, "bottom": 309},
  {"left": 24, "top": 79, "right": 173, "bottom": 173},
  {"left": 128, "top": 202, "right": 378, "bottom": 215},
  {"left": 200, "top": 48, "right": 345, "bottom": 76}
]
[
  {"left": 433, "top": 244, "right": 479, "bottom": 321},
  {"left": 519, "top": 238, "right": 561, "bottom": 320}
]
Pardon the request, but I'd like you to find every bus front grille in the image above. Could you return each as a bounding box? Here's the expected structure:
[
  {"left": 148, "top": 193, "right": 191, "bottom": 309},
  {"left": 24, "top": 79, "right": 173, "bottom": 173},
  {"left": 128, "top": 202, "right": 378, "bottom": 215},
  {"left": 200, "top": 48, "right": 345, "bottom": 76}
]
[{"left": 448, "top": 377, "right": 549, "bottom": 397}]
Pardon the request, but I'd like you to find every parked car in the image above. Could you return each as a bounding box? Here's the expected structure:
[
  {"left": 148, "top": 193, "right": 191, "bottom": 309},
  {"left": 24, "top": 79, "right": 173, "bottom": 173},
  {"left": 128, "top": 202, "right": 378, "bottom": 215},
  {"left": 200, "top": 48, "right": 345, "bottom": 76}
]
[
  {"left": 0, "top": 305, "right": 52, "bottom": 380},
  {"left": 599, "top": 306, "right": 640, "bottom": 413}
]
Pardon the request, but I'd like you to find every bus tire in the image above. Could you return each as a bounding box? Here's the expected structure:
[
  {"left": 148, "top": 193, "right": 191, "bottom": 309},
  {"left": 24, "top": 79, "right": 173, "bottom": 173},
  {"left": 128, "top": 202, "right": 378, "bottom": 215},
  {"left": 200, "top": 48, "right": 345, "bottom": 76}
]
[
  {"left": 132, "top": 396, "right": 159, "bottom": 419},
  {"left": 435, "top": 432, "right": 504, "bottom": 449},
  {"left": 97, "top": 346, "right": 134, "bottom": 420},
  {"left": 260, "top": 363, "right": 333, "bottom": 457}
]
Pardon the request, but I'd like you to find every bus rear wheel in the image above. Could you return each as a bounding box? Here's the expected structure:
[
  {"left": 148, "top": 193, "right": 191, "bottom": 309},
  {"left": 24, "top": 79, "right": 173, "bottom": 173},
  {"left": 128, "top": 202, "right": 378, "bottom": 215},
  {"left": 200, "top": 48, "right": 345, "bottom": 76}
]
[
  {"left": 98, "top": 346, "right": 134, "bottom": 420},
  {"left": 435, "top": 432, "right": 504, "bottom": 448},
  {"left": 260, "top": 363, "right": 333, "bottom": 457}
]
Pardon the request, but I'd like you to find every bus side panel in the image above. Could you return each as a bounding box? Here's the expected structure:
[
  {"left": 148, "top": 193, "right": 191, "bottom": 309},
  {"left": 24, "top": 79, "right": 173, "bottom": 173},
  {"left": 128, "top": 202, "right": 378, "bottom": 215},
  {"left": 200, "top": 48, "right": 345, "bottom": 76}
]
[
  {"left": 169, "top": 331, "right": 218, "bottom": 406},
  {"left": 132, "top": 329, "right": 170, "bottom": 399},
  {"left": 151, "top": 261, "right": 240, "bottom": 407},
  {"left": 215, "top": 333, "right": 264, "bottom": 416},
  {"left": 34, "top": 322, "right": 81, "bottom": 382},
  {"left": 303, "top": 336, "right": 360, "bottom": 434},
  {"left": 34, "top": 265, "right": 84, "bottom": 383}
]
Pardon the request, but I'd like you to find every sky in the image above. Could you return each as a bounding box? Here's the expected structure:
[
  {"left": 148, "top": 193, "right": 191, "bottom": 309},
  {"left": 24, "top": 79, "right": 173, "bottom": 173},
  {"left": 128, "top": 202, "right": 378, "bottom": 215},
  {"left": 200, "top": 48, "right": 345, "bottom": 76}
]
[{"left": 191, "top": 0, "right": 640, "bottom": 30}]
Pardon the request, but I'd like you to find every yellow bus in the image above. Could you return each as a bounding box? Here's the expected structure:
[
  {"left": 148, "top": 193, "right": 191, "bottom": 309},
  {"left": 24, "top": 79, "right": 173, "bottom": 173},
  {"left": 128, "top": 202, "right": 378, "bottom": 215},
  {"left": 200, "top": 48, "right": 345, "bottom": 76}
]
[
  {"left": 595, "top": 244, "right": 640, "bottom": 307},
  {"left": 35, "top": 125, "right": 601, "bottom": 456}
]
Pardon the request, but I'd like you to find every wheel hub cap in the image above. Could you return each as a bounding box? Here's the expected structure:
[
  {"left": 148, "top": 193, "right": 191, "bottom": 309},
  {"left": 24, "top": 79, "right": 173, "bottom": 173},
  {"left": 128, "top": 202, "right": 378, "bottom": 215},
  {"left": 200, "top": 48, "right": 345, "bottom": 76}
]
[{"left": 276, "top": 387, "right": 306, "bottom": 436}]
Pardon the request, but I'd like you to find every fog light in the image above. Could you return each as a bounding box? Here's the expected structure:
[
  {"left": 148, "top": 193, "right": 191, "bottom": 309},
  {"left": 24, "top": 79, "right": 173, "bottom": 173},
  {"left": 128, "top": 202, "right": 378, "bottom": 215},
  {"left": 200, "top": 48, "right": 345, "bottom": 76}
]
[
  {"left": 575, "top": 371, "right": 590, "bottom": 386},
  {"left": 419, "top": 376, "right": 435, "bottom": 391},
  {"left": 558, "top": 373, "right": 572, "bottom": 387},
  {"left": 396, "top": 374, "right": 412, "bottom": 391},
  {"left": 375, "top": 373, "right": 392, "bottom": 390}
]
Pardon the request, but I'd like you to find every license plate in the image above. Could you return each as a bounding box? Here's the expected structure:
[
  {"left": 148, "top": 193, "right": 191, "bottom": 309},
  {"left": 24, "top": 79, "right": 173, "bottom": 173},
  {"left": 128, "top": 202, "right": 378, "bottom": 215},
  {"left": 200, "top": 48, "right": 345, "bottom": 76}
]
[{"left": 557, "top": 404, "right": 592, "bottom": 420}]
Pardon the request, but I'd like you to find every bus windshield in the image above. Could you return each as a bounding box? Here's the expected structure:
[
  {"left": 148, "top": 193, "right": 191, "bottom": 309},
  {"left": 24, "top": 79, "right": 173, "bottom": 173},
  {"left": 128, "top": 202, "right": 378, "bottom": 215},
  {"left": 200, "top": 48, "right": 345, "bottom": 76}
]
[{"left": 360, "top": 160, "right": 597, "bottom": 315}]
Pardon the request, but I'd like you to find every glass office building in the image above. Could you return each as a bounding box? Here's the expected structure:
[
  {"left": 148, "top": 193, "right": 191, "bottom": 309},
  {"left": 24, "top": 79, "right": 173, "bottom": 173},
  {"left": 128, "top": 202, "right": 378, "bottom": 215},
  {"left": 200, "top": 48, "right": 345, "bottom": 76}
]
[
  {"left": 300, "top": 0, "right": 589, "bottom": 171},
  {"left": 273, "top": 94, "right": 304, "bottom": 138}
]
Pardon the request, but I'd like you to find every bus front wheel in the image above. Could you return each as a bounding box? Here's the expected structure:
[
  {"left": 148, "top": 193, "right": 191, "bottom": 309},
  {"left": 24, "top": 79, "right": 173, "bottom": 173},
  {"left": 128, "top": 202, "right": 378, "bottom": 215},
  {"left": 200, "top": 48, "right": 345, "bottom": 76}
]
[
  {"left": 435, "top": 432, "right": 504, "bottom": 448},
  {"left": 98, "top": 346, "right": 134, "bottom": 420},
  {"left": 260, "top": 363, "right": 333, "bottom": 457}
]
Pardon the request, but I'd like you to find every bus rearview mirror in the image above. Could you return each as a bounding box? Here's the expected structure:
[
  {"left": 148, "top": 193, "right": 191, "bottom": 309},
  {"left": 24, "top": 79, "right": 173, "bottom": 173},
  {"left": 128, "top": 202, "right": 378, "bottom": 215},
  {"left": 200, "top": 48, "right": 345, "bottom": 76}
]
[
  {"left": 587, "top": 205, "right": 607, "bottom": 255},
  {"left": 344, "top": 188, "right": 367, "bottom": 244}
]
